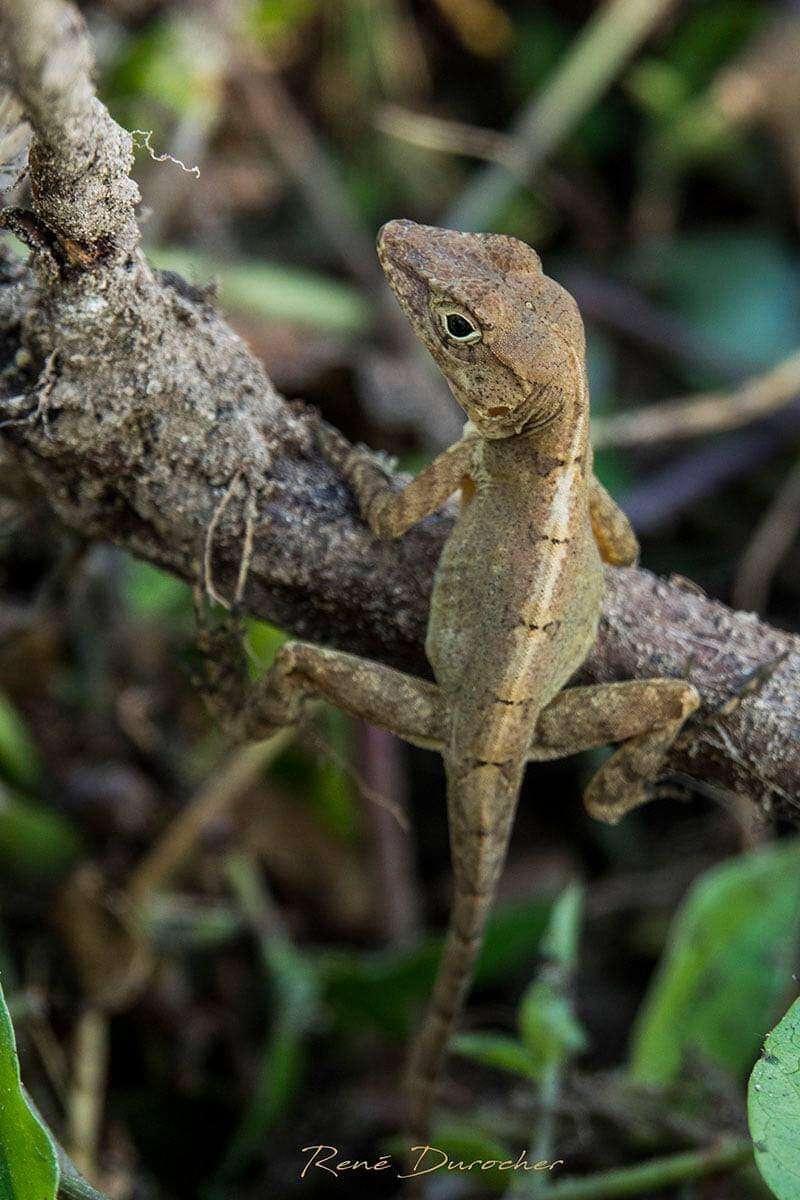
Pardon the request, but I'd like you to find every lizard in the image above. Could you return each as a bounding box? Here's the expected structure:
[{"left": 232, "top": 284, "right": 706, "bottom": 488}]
[{"left": 216, "top": 219, "right": 701, "bottom": 1147}]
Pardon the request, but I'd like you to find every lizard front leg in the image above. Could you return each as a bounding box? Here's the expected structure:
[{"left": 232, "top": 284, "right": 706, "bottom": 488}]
[
  {"left": 589, "top": 474, "right": 639, "bottom": 566},
  {"left": 319, "top": 421, "right": 479, "bottom": 538},
  {"left": 529, "top": 679, "right": 700, "bottom": 823}
]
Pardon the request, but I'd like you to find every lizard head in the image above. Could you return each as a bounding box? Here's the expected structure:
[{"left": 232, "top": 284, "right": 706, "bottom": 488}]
[{"left": 377, "top": 219, "right": 585, "bottom": 438}]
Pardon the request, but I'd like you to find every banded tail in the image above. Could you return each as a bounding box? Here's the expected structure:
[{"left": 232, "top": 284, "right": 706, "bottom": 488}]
[{"left": 405, "top": 757, "right": 523, "bottom": 1144}]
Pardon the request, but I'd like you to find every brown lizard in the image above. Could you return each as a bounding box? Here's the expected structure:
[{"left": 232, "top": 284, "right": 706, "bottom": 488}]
[{"left": 225, "top": 219, "right": 701, "bottom": 1146}]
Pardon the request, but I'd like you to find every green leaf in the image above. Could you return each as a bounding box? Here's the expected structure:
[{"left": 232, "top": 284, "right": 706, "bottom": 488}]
[
  {"left": 244, "top": 620, "right": 287, "bottom": 676},
  {"left": 0, "top": 692, "right": 41, "bottom": 793},
  {"left": 749, "top": 995, "right": 800, "bottom": 1200},
  {"left": 514, "top": 883, "right": 587, "bottom": 1074},
  {"left": 630, "top": 842, "right": 800, "bottom": 1086},
  {"left": 219, "top": 853, "right": 320, "bottom": 1175},
  {"left": 220, "top": 1011, "right": 307, "bottom": 1177},
  {"left": 452, "top": 1032, "right": 541, "bottom": 1079},
  {"left": 0, "top": 979, "right": 59, "bottom": 1200}
]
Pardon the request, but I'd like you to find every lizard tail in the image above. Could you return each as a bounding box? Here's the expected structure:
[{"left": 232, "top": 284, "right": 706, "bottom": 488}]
[
  {"left": 404, "top": 759, "right": 521, "bottom": 1148},
  {"left": 404, "top": 884, "right": 493, "bottom": 1146}
]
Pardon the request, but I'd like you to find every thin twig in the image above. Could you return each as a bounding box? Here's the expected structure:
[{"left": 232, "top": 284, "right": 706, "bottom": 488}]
[
  {"left": 358, "top": 721, "right": 420, "bottom": 943},
  {"left": 235, "top": 62, "right": 453, "bottom": 443},
  {"left": 621, "top": 396, "right": 800, "bottom": 533},
  {"left": 203, "top": 470, "right": 243, "bottom": 610},
  {"left": 235, "top": 66, "right": 386, "bottom": 301},
  {"left": 127, "top": 731, "right": 295, "bottom": 903},
  {"left": 66, "top": 1009, "right": 109, "bottom": 1181},
  {"left": 375, "top": 105, "right": 614, "bottom": 242},
  {"left": 376, "top": 103, "right": 516, "bottom": 168},
  {"left": 593, "top": 348, "right": 800, "bottom": 448},
  {"left": 733, "top": 454, "right": 800, "bottom": 612}
]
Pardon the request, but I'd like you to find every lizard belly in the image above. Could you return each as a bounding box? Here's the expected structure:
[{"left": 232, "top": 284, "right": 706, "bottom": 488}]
[{"left": 427, "top": 494, "right": 604, "bottom": 762}]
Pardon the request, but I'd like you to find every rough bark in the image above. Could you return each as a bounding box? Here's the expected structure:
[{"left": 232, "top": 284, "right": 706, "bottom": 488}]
[{"left": 0, "top": 0, "right": 798, "bottom": 820}]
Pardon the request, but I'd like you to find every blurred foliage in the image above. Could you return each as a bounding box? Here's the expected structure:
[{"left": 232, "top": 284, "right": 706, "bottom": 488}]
[
  {"left": 630, "top": 841, "right": 800, "bottom": 1086},
  {"left": 622, "top": 233, "right": 800, "bottom": 377},
  {"left": 151, "top": 248, "right": 371, "bottom": 333},
  {"left": 0, "top": 787, "right": 82, "bottom": 882},
  {"left": 323, "top": 897, "right": 552, "bottom": 1040},
  {"left": 0, "top": 692, "right": 41, "bottom": 794},
  {"left": 2, "top": 0, "right": 800, "bottom": 1196}
]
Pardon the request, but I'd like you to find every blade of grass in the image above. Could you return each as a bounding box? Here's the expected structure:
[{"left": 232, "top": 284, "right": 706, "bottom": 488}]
[{"left": 446, "top": 0, "right": 679, "bottom": 230}]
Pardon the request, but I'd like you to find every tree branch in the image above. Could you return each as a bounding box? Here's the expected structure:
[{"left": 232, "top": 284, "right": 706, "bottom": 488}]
[
  {"left": 1, "top": 0, "right": 138, "bottom": 253},
  {"left": 593, "top": 348, "right": 800, "bottom": 449},
  {"left": 0, "top": 0, "right": 798, "bottom": 820}
]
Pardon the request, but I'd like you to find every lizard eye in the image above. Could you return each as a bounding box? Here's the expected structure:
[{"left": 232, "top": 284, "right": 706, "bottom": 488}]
[{"left": 440, "top": 310, "right": 481, "bottom": 344}]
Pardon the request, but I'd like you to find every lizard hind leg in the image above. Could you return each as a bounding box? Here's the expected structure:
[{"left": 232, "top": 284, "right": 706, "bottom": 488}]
[
  {"left": 233, "top": 640, "right": 445, "bottom": 749},
  {"left": 530, "top": 679, "right": 700, "bottom": 824}
]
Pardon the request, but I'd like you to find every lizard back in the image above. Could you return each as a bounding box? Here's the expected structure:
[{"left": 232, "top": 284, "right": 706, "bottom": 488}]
[{"left": 428, "top": 393, "right": 604, "bottom": 767}]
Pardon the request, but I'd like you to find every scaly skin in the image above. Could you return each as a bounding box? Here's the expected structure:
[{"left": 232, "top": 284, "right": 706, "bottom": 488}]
[{"left": 228, "top": 220, "right": 700, "bottom": 1150}]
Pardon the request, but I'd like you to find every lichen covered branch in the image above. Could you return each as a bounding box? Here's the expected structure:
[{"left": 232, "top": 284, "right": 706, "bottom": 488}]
[{"left": 1, "top": 0, "right": 138, "bottom": 253}]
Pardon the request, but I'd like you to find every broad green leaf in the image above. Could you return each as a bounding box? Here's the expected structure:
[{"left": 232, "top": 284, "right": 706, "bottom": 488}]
[
  {"left": 0, "top": 692, "right": 40, "bottom": 793},
  {"left": 749, "top": 995, "right": 800, "bottom": 1200},
  {"left": 630, "top": 842, "right": 800, "bottom": 1086},
  {"left": 452, "top": 1032, "right": 540, "bottom": 1079},
  {"left": 0, "top": 979, "right": 59, "bottom": 1200},
  {"left": 150, "top": 248, "right": 370, "bottom": 333}
]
